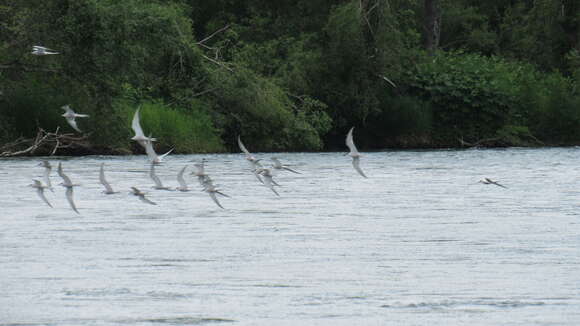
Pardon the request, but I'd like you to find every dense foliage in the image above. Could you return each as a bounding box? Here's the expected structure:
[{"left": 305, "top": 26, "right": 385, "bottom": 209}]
[{"left": 0, "top": 0, "right": 579, "bottom": 153}]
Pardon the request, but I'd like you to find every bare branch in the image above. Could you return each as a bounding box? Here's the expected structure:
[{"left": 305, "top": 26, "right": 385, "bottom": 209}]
[
  {"left": 0, "top": 127, "right": 90, "bottom": 157},
  {"left": 197, "top": 25, "right": 231, "bottom": 45},
  {"left": 201, "top": 54, "right": 234, "bottom": 72},
  {"left": 192, "top": 87, "right": 218, "bottom": 97},
  {"left": 0, "top": 63, "right": 60, "bottom": 73}
]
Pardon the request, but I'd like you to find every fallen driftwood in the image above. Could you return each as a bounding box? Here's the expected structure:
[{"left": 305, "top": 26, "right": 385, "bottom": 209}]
[
  {"left": 457, "top": 134, "right": 544, "bottom": 148},
  {"left": 457, "top": 136, "right": 504, "bottom": 148},
  {"left": 0, "top": 127, "right": 90, "bottom": 157}
]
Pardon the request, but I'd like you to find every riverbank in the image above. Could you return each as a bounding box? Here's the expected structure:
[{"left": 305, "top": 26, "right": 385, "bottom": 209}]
[{"left": 0, "top": 131, "right": 567, "bottom": 158}]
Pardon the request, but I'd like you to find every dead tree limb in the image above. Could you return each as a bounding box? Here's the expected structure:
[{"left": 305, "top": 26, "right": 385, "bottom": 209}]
[
  {"left": 0, "top": 128, "right": 90, "bottom": 157},
  {"left": 197, "top": 25, "right": 231, "bottom": 45}
]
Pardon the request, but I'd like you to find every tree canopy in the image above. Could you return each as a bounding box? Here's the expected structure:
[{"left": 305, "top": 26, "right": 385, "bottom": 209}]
[{"left": 1, "top": 0, "right": 579, "bottom": 154}]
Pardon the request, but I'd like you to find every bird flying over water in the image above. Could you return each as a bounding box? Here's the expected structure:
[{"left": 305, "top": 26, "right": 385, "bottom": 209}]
[
  {"left": 130, "top": 108, "right": 171, "bottom": 163},
  {"left": 175, "top": 166, "right": 190, "bottom": 192},
  {"left": 99, "top": 163, "right": 118, "bottom": 194},
  {"left": 131, "top": 108, "right": 156, "bottom": 145},
  {"left": 39, "top": 160, "right": 53, "bottom": 192},
  {"left": 271, "top": 157, "right": 300, "bottom": 174},
  {"left": 346, "top": 127, "right": 368, "bottom": 178},
  {"left": 258, "top": 168, "right": 280, "bottom": 196},
  {"left": 130, "top": 187, "right": 157, "bottom": 205},
  {"left": 61, "top": 105, "right": 89, "bottom": 133},
  {"left": 149, "top": 163, "right": 171, "bottom": 190},
  {"left": 30, "top": 179, "right": 53, "bottom": 208},
  {"left": 57, "top": 163, "right": 79, "bottom": 214},
  {"left": 143, "top": 137, "right": 173, "bottom": 164},
  {"left": 31, "top": 45, "right": 59, "bottom": 55},
  {"left": 238, "top": 136, "right": 259, "bottom": 163},
  {"left": 203, "top": 180, "right": 229, "bottom": 209},
  {"left": 191, "top": 159, "right": 209, "bottom": 187},
  {"left": 479, "top": 178, "right": 507, "bottom": 188},
  {"left": 238, "top": 136, "right": 264, "bottom": 183}
]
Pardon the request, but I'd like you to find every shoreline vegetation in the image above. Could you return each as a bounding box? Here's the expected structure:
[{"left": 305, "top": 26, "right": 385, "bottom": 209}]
[{"left": 1, "top": 1, "right": 579, "bottom": 157}]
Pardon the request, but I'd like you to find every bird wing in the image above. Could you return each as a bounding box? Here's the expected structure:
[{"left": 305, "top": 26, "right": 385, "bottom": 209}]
[
  {"left": 62, "top": 105, "right": 74, "bottom": 115},
  {"left": 58, "top": 164, "right": 73, "bottom": 185},
  {"left": 144, "top": 140, "right": 160, "bottom": 163},
  {"left": 177, "top": 166, "right": 187, "bottom": 188},
  {"left": 57, "top": 163, "right": 64, "bottom": 178},
  {"left": 346, "top": 127, "right": 359, "bottom": 154},
  {"left": 131, "top": 108, "right": 145, "bottom": 137},
  {"left": 282, "top": 166, "right": 301, "bottom": 174},
  {"left": 99, "top": 164, "right": 115, "bottom": 193},
  {"left": 158, "top": 148, "right": 173, "bottom": 161},
  {"left": 253, "top": 170, "right": 264, "bottom": 184},
  {"left": 75, "top": 113, "right": 89, "bottom": 118},
  {"left": 65, "top": 187, "right": 79, "bottom": 214},
  {"left": 43, "top": 167, "right": 53, "bottom": 190},
  {"left": 271, "top": 157, "right": 282, "bottom": 168},
  {"left": 263, "top": 176, "right": 280, "bottom": 196},
  {"left": 139, "top": 195, "right": 157, "bottom": 205},
  {"left": 33, "top": 46, "right": 57, "bottom": 52},
  {"left": 36, "top": 187, "right": 53, "bottom": 208},
  {"left": 251, "top": 161, "right": 264, "bottom": 183},
  {"left": 66, "top": 118, "right": 82, "bottom": 132},
  {"left": 487, "top": 179, "right": 507, "bottom": 188},
  {"left": 352, "top": 156, "right": 368, "bottom": 178},
  {"left": 209, "top": 192, "right": 224, "bottom": 209},
  {"left": 237, "top": 136, "right": 252, "bottom": 157},
  {"left": 216, "top": 190, "right": 230, "bottom": 198},
  {"left": 149, "top": 164, "right": 164, "bottom": 187}
]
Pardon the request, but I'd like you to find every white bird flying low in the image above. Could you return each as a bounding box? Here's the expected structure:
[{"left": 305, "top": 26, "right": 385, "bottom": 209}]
[
  {"left": 191, "top": 159, "right": 209, "bottom": 187},
  {"left": 149, "top": 163, "right": 171, "bottom": 190},
  {"left": 203, "top": 180, "right": 230, "bottom": 209},
  {"left": 99, "top": 163, "right": 118, "bottom": 194},
  {"left": 271, "top": 157, "right": 300, "bottom": 174},
  {"left": 38, "top": 160, "right": 53, "bottom": 192},
  {"left": 31, "top": 45, "right": 59, "bottom": 55},
  {"left": 238, "top": 135, "right": 259, "bottom": 163},
  {"left": 143, "top": 137, "right": 173, "bottom": 164},
  {"left": 346, "top": 127, "right": 368, "bottom": 178},
  {"left": 57, "top": 163, "right": 80, "bottom": 214},
  {"left": 130, "top": 187, "right": 157, "bottom": 205},
  {"left": 61, "top": 105, "right": 89, "bottom": 133},
  {"left": 237, "top": 136, "right": 264, "bottom": 183},
  {"left": 479, "top": 178, "right": 507, "bottom": 188},
  {"left": 258, "top": 168, "right": 280, "bottom": 196},
  {"left": 130, "top": 108, "right": 157, "bottom": 145},
  {"left": 175, "top": 166, "right": 190, "bottom": 192},
  {"left": 30, "top": 179, "right": 53, "bottom": 208}
]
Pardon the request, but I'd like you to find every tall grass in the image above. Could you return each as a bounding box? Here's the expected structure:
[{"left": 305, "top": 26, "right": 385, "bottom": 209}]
[{"left": 117, "top": 99, "right": 225, "bottom": 153}]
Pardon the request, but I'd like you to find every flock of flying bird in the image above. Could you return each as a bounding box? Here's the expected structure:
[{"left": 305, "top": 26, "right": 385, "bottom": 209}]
[
  {"left": 29, "top": 104, "right": 507, "bottom": 214},
  {"left": 27, "top": 44, "right": 507, "bottom": 213},
  {"left": 30, "top": 106, "right": 374, "bottom": 212}
]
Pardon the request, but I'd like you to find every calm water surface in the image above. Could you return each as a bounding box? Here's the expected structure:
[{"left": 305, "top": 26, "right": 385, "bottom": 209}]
[{"left": 1, "top": 148, "right": 579, "bottom": 325}]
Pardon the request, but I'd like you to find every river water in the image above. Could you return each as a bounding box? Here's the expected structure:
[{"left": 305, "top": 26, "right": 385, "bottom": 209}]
[{"left": 1, "top": 148, "right": 579, "bottom": 325}]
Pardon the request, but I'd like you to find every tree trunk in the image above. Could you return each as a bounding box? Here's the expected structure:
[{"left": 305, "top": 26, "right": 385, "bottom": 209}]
[
  {"left": 561, "top": 0, "right": 579, "bottom": 51},
  {"left": 423, "top": 0, "right": 441, "bottom": 55}
]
